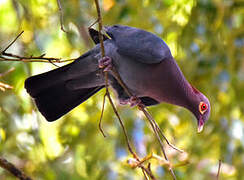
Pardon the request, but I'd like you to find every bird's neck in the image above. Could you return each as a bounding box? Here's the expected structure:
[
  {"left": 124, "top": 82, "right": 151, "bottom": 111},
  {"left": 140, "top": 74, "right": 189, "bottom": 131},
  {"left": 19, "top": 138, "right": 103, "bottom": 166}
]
[{"left": 157, "top": 59, "right": 199, "bottom": 111}]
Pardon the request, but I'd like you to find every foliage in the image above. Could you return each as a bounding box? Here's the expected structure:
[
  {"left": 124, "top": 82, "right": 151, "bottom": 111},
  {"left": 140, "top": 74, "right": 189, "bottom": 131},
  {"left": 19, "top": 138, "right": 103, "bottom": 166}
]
[{"left": 0, "top": 0, "right": 243, "bottom": 179}]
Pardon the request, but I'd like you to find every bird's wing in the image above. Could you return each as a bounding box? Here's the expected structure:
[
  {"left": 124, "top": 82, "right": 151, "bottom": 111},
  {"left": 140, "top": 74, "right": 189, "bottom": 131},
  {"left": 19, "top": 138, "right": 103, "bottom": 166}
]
[{"left": 115, "top": 29, "right": 172, "bottom": 64}]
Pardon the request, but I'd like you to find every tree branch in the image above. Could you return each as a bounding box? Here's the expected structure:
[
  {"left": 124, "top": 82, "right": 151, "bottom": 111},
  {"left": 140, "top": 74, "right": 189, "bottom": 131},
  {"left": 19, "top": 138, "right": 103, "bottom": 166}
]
[
  {"left": 216, "top": 159, "right": 221, "bottom": 180},
  {"left": 0, "top": 156, "right": 32, "bottom": 180},
  {"left": 0, "top": 31, "right": 75, "bottom": 65},
  {"left": 0, "top": 67, "right": 15, "bottom": 78},
  {"left": 99, "top": 92, "right": 107, "bottom": 137},
  {"left": 0, "top": 68, "right": 15, "bottom": 91},
  {"left": 2, "top": 31, "right": 24, "bottom": 53},
  {"left": 57, "top": 0, "right": 68, "bottom": 33}
]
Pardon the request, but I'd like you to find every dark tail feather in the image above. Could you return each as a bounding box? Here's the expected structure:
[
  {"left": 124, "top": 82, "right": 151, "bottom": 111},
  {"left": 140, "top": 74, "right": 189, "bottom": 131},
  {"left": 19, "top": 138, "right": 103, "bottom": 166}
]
[
  {"left": 25, "top": 63, "right": 104, "bottom": 121},
  {"left": 25, "top": 63, "right": 72, "bottom": 97},
  {"left": 33, "top": 84, "right": 103, "bottom": 121}
]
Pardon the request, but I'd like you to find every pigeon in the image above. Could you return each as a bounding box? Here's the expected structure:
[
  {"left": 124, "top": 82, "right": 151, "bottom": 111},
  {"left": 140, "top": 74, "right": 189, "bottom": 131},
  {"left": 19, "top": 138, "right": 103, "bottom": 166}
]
[{"left": 25, "top": 25, "right": 210, "bottom": 132}]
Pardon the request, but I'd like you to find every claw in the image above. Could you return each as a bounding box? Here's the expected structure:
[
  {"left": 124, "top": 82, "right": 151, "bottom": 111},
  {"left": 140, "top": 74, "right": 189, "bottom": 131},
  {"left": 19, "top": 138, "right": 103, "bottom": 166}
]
[
  {"left": 129, "top": 96, "right": 142, "bottom": 107},
  {"left": 98, "top": 56, "right": 112, "bottom": 72}
]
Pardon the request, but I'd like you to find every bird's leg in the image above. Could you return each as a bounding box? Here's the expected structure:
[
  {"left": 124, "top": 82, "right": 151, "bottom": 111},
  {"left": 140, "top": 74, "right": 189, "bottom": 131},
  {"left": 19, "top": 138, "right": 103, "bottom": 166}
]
[
  {"left": 98, "top": 56, "right": 112, "bottom": 72},
  {"left": 119, "top": 96, "right": 143, "bottom": 107}
]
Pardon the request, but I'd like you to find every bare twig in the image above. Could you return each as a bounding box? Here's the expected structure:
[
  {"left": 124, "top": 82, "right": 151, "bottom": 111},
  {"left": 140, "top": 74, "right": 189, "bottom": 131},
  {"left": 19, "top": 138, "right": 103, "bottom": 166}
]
[
  {"left": 0, "top": 68, "right": 15, "bottom": 91},
  {"left": 94, "top": 0, "right": 109, "bottom": 139},
  {"left": 217, "top": 160, "right": 221, "bottom": 180},
  {"left": 94, "top": 0, "right": 105, "bottom": 57},
  {"left": 140, "top": 107, "right": 177, "bottom": 180},
  {"left": 0, "top": 67, "right": 15, "bottom": 78},
  {"left": 88, "top": 19, "right": 99, "bottom": 29},
  {"left": 57, "top": 0, "right": 68, "bottom": 33},
  {"left": 0, "top": 156, "right": 32, "bottom": 180},
  {"left": 106, "top": 93, "right": 138, "bottom": 159},
  {"left": 0, "top": 82, "right": 13, "bottom": 91},
  {"left": 2, "top": 31, "right": 24, "bottom": 53},
  {"left": 141, "top": 169, "right": 149, "bottom": 180},
  {"left": 107, "top": 92, "right": 156, "bottom": 180},
  {"left": 140, "top": 166, "right": 156, "bottom": 180},
  {"left": 0, "top": 31, "right": 75, "bottom": 65},
  {"left": 155, "top": 124, "right": 184, "bottom": 153},
  {"left": 0, "top": 56, "right": 75, "bottom": 63},
  {"left": 99, "top": 93, "right": 107, "bottom": 137}
]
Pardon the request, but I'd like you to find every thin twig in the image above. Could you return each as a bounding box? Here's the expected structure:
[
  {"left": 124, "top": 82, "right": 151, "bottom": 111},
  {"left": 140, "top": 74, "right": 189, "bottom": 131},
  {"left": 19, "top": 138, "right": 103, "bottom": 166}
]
[
  {"left": 2, "top": 51, "right": 66, "bottom": 61},
  {"left": 94, "top": 0, "right": 136, "bottom": 161},
  {"left": 0, "top": 68, "right": 14, "bottom": 91},
  {"left": 0, "top": 156, "right": 32, "bottom": 180},
  {"left": 57, "top": 0, "right": 68, "bottom": 33},
  {"left": 217, "top": 160, "right": 221, "bottom": 180},
  {"left": 106, "top": 93, "right": 138, "bottom": 160},
  {"left": 0, "top": 32, "right": 75, "bottom": 65},
  {"left": 94, "top": 0, "right": 109, "bottom": 139},
  {"left": 140, "top": 165, "right": 157, "bottom": 180},
  {"left": 147, "top": 163, "right": 154, "bottom": 178},
  {"left": 94, "top": 0, "right": 105, "bottom": 57},
  {"left": 0, "top": 56, "right": 75, "bottom": 63},
  {"left": 106, "top": 93, "right": 156, "bottom": 179},
  {"left": 0, "top": 82, "right": 13, "bottom": 91},
  {"left": 0, "top": 67, "right": 15, "bottom": 78},
  {"left": 88, "top": 19, "right": 99, "bottom": 29},
  {"left": 99, "top": 93, "right": 107, "bottom": 137},
  {"left": 2, "top": 31, "right": 24, "bottom": 53},
  {"left": 156, "top": 125, "right": 184, "bottom": 153},
  {"left": 140, "top": 107, "right": 177, "bottom": 180},
  {"left": 141, "top": 169, "right": 149, "bottom": 180}
]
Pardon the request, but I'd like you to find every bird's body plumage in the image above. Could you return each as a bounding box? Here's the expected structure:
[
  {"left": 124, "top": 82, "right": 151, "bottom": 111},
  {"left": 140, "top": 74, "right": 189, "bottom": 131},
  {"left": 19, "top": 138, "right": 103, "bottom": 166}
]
[{"left": 25, "top": 25, "right": 210, "bottom": 131}]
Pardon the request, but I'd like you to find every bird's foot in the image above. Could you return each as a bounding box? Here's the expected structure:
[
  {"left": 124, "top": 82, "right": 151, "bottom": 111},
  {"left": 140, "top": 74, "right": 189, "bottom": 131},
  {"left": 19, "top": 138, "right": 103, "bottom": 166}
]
[
  {"left": 98, "top": 56, "right": 112, "bottom": 72},
  {"left": 119, "top": 96, "right": 144, "bottom": 108},
  {"left": 129, "top": 96, "right": 144, "bottom": 108}
]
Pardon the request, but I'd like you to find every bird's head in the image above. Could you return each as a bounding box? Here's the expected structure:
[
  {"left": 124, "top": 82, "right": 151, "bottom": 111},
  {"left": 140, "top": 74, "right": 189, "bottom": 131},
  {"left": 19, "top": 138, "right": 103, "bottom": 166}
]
[
  {"left": 189, "top": 86, "right": 211, "bottom": 133},
  {"left": 104, "top": 25, "right": 136, "bottom": 40}
]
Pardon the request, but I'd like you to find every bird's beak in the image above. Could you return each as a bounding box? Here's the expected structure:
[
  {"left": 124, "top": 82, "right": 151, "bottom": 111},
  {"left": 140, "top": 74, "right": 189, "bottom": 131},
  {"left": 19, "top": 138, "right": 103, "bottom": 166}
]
[{"left": 197, "top": 118, "right": 204, "bottom": 133}]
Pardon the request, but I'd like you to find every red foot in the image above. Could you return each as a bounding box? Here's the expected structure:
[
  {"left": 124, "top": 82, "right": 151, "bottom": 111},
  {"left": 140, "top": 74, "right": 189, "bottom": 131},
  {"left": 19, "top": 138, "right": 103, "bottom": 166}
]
[
  {"left": 98, "top": 56, "right": 112, "bottom": 71},
  {"left": 129, "top": 96, "right": 142, "bottom": 107},
  {"left": 119, "top": 96, "right": 145, "bottom": 108}
]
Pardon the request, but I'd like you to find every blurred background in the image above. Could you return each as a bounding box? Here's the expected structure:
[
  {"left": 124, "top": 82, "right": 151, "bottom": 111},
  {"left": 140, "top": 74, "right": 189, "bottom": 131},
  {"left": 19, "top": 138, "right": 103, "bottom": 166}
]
[{"left": 0, "top": 0, "right": 243, "bottom": 179}]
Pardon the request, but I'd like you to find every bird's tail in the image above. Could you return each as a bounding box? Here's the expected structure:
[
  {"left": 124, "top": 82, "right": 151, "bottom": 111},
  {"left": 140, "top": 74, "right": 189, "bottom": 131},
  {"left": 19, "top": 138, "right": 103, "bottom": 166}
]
[{"left": 25, "top": 62, "right": 103, "bottom": 122}]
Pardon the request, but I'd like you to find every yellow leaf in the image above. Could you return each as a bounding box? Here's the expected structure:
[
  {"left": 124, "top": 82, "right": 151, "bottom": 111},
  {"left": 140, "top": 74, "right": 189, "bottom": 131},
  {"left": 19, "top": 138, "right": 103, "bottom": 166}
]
[
  {"left": 103, "top": 0, "right": 115, "bottom": 11},
  {"left": 0, "top": 128, "right": 6, "bottom": 142}
]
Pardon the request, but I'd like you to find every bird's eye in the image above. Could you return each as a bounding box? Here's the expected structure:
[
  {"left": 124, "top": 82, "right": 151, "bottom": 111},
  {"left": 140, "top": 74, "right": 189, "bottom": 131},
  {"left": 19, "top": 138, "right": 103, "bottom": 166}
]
[{"left": 199, "top": 102, "right": 208, "bottom": 114}]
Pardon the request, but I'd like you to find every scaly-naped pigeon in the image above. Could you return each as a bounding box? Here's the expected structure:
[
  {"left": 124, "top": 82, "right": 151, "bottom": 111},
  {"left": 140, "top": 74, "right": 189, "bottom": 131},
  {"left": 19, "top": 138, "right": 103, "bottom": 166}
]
[{"left": 25, "top": 25, "right": 210, "bottom": 132}]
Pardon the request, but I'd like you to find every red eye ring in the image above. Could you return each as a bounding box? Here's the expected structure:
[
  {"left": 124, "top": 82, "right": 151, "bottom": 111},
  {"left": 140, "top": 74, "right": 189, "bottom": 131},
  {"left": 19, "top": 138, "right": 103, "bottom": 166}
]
[
  {"left": 199, "top": 102, "right": 208, "bottom": 114},
  {"left": 201, "top": 103, "right": 207, "bottom": 111}
]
